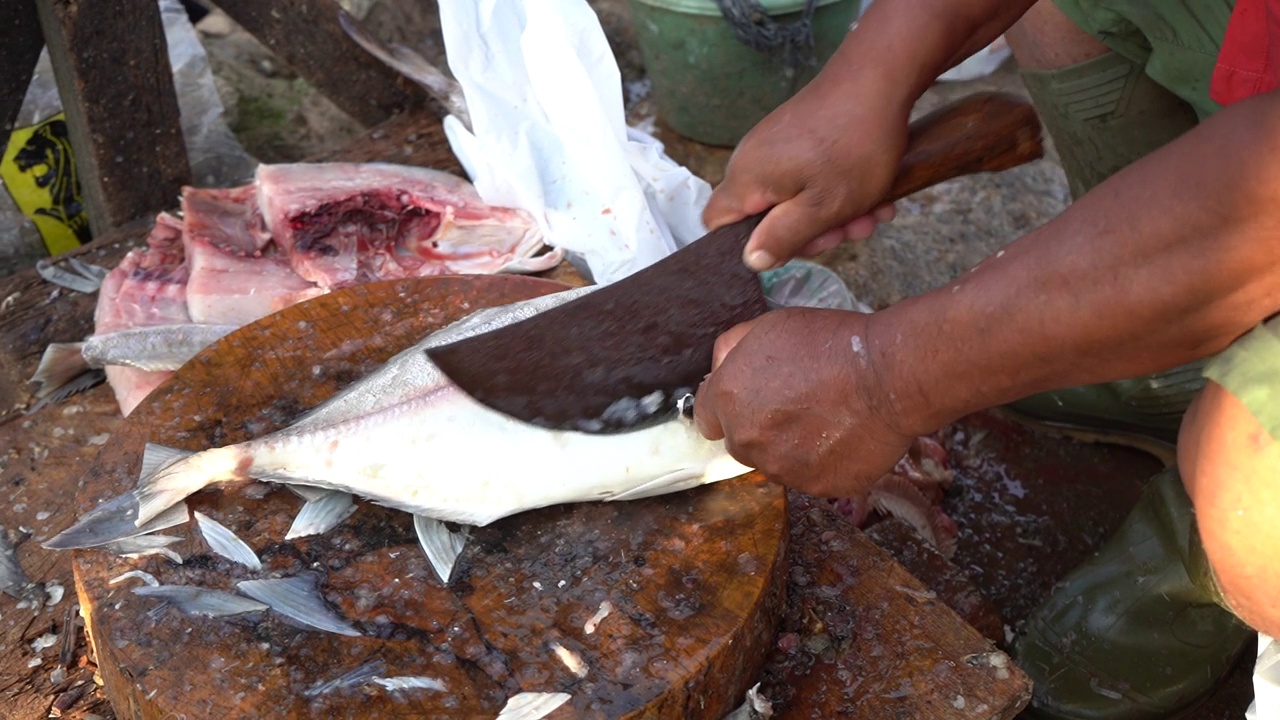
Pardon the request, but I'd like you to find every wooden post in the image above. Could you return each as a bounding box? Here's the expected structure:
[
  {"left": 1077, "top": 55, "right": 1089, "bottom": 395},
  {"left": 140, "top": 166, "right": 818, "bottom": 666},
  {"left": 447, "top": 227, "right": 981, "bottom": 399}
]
[
  {"left": 32, "top": 0, "right": 191, "bottom": 239},
  {"left": 209, "top": 0, "right": 428, "bottom": 127},
  {"left": 0, "top": 0, "right": 44, "bottom": 150}
]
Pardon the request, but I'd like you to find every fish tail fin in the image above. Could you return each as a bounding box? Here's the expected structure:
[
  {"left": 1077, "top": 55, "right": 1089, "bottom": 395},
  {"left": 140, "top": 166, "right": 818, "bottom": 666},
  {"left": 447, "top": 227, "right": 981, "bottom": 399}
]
[
  {"left": 29, "top": 342, "right": 91, "bottom": 398},
  {"left": 134, "top": 444, "right": 241, "bottom": 526}
]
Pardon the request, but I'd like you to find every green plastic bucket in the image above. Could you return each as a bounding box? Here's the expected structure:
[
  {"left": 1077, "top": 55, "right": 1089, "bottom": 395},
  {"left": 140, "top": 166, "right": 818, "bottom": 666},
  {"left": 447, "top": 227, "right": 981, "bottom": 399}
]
[{"left": 627, "top": 0, "right": 861, "bottom": 147}]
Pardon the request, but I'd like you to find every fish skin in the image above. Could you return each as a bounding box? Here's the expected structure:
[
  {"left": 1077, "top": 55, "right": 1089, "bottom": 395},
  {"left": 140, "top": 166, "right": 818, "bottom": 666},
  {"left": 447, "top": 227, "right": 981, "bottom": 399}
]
[
  {"left": 127, "top": 286, "right": 752, "bottom": 530},
  {"left": 28, "top": 324, "right": 239, "bottom": 409},
  {"left": 79, "top": 324, "right": 241, "bottom": 371}
]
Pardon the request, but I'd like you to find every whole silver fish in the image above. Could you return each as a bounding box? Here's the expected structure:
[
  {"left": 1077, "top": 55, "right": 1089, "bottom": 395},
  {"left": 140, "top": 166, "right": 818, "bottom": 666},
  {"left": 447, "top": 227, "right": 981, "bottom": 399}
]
[{"left": 53, "top": 287, "right": 751, "bottom": 544}]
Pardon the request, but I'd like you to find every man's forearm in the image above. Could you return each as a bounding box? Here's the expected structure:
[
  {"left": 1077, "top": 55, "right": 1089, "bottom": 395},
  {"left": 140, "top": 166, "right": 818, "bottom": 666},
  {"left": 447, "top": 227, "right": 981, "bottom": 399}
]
[
  {"left": 819, "top": 0, "right": 1037, "bottom": 116},
  {"left": 870, "top": 90, "right": 1280, "bottom": 436}
]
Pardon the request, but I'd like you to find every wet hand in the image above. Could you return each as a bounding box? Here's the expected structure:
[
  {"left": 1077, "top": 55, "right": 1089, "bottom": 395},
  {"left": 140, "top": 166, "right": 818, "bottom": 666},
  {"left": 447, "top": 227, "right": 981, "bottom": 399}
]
[
  {"left": 796, "top": 203, "right": 898, "bottom": 259},
  {"left": 702, "top": 73, "right": 910, "bottom": 271},
  {"left": 692, "top": 308, "right": 918, "bottom": 497}
]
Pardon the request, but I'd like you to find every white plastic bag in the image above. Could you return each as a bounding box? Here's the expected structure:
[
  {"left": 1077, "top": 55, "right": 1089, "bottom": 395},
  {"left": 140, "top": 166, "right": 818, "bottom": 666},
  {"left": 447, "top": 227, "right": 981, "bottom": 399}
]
[
  {"left": 435, "top": 0, "right": 712, "bottom": 285},
  {"left": 760, "top": 259, "right": 869, "bottom": 312},
  {"left": 1246, "top": 633, "right": 1279, "bottom": 720},
  {"left": 159, "top": 0, "right": 258, "bottom": 188}
]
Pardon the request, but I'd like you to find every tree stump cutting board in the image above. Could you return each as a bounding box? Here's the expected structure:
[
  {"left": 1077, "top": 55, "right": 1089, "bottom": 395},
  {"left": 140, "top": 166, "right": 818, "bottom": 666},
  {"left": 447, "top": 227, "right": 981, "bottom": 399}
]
[{"left": 66, "top": 274, "right": 788, "bottom": 719}]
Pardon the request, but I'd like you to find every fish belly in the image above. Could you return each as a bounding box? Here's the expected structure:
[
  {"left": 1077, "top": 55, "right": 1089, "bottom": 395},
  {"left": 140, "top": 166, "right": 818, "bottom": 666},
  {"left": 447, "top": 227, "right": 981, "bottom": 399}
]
[{"left": 242, "top": 387, "right": 729, "bottom": 526}]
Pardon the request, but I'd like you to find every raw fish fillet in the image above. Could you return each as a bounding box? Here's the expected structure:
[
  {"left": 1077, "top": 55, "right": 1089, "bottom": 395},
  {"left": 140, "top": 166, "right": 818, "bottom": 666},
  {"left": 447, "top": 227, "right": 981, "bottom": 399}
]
[
  {"left": 182, "top": 186, "right": 322, "bottom": 325},
  {"left": 50, "top": 162, "right": 563, "bottom": 417},
  {"left": 94, "top": 215, "right": 193, "bottom": 416}
]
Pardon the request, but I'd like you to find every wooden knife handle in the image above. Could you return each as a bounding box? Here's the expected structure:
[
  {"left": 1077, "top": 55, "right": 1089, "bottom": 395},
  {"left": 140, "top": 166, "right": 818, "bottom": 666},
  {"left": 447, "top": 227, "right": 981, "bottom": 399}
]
[{"left": 884, "top": 92, "right": 1044, "bottom": 203}]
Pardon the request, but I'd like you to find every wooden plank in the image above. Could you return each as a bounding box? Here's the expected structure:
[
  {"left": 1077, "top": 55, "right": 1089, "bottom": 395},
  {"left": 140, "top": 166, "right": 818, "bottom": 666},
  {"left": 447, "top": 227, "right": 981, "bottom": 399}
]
[
  {"left": 864, "top": 517, "right": 1006, "bottom": 644},
  {"left": 0, "top": 217, "right": 152, "bottom": 424},
  {"left": 207, "top": 0, "right": 429, "bottom": 127},
  {"left": 312, "top": 109, "right": 463, "bottom": 174},
  {"left": 33, "top": 0, "right": 191, "bottom": 239},
  {"left": 760, "top": 492, "right": 1032, "bottom": 719},
  {"left": 0, "top": 385, "right": 122, "bottom": 720},
  {"left": 0, "top": 0, "right": 43, "bottom": 150}
]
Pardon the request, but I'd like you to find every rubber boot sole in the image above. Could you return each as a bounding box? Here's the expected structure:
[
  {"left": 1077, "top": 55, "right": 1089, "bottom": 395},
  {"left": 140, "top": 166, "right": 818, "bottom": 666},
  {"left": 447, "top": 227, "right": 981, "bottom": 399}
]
[{"left": 993, "top": 405, "right": 1178, "bottom": 468}]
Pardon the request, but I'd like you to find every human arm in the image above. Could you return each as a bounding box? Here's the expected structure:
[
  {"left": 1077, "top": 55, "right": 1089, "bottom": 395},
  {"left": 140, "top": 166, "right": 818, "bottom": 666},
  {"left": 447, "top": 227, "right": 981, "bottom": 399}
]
[
  {"left": 702, "top": 0, "right": 1039, "bottom": 271},
  {"left": 695, "top": 88, "right": 1280, "bottom": 496}
]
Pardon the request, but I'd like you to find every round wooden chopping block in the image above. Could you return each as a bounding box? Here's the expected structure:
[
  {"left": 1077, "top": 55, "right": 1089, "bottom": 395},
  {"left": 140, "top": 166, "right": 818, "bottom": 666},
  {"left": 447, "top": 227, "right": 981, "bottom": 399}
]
[{"left": 68, "top": 275, "right": 788, "bottom": 720}]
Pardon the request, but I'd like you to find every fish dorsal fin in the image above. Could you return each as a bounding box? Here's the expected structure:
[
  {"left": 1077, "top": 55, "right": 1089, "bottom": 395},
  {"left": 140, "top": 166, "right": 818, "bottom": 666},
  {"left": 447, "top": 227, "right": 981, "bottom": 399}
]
[{"left": 139, "top": 443, "right": 196, "bottom": 480}]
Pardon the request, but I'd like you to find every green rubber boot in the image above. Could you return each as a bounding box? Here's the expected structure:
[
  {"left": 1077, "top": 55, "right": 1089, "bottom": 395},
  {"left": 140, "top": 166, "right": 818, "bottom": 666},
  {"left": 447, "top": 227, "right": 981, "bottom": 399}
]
[
  {"left": 1008, "top": 47, "right": 1251, "bottom": 720},
  {"left": 1013, "top": 469, "right": 1253, "bottom": 719},
  {"left": 1009, "top": 51, "right": 1213, "bottom": 442},
  {"left": 1006, "top": 361, "right": 1207, "bottom": 445}
]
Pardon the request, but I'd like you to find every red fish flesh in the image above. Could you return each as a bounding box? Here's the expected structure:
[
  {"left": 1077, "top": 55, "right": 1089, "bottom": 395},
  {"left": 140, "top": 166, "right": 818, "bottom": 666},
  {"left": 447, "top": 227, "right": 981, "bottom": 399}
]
[{"left": 69, "top": 162, "right": 562, "bottom": 416}]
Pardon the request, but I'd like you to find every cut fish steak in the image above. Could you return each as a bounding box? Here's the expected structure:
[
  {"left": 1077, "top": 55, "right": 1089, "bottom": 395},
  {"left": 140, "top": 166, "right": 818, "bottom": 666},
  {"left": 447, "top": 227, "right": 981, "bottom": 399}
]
[
  {"left": 256, "top": 163, "right": 562, "bottom": 287},
  {"left": 33, "top": 162, "right": 564, "bottom": 417}
]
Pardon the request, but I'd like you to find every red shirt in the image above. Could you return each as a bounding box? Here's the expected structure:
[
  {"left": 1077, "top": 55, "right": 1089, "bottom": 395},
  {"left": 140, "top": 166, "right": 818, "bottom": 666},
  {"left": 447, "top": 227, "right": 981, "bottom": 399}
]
[{"left": 1211, "top": 0, "right": 1280, "bottom": 105}]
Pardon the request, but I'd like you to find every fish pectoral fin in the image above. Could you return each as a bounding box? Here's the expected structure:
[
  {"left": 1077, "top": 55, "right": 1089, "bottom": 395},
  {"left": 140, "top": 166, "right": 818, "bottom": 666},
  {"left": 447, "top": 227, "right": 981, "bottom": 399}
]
[
  {"left": 414, "top": 515, "right": 471, "bottom": 586},
  {"left": 604, "top": 468, "right": 708, "bottom": 503}
]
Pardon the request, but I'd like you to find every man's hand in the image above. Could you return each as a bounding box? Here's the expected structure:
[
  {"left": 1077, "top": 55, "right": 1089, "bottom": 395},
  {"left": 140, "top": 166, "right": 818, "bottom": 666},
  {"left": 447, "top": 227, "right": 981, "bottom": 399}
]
[
  {"left": 692, "top": 307, "right": 919, "bottom": 498},
  {"left": 702, "top": 69, "right": 910, "bottom": 272}
]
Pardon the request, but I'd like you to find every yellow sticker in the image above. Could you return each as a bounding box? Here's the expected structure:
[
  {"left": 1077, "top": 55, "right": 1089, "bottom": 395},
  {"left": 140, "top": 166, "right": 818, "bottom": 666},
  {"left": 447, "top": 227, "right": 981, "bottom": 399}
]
[{"left": 1, "top": 112, "right": 90, "bottom": 255}]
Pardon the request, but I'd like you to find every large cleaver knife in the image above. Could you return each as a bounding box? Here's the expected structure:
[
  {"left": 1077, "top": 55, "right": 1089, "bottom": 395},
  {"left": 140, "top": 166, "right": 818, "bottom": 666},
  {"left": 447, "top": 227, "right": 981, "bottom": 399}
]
[{"left": 425, "top": 92, "right": 1045, "bottom": 434}]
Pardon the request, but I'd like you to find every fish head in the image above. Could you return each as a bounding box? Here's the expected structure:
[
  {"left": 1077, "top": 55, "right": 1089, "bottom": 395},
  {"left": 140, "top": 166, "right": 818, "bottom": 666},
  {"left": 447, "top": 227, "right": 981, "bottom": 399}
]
[{"left": 407, "top": 206, "right": 559, "bottom": 275}]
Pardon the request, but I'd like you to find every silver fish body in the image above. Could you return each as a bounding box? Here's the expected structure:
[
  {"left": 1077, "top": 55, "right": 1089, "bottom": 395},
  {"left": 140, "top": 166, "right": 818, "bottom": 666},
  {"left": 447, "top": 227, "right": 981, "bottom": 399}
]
[
  {"left": 28, "top": 324, "right": 240, "bottom": 406},
  {"left": 79, "top": 324, "right": 240, "bottom": 371},
  {"left": 130, "top": 287, "right": 752, "bottom": 529}
]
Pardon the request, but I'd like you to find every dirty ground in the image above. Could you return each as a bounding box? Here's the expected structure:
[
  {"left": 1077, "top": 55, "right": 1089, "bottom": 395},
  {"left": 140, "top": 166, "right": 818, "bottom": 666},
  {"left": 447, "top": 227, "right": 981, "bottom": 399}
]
[{"left": 0, "top": 0, "right": 1257, "bottom": 717}]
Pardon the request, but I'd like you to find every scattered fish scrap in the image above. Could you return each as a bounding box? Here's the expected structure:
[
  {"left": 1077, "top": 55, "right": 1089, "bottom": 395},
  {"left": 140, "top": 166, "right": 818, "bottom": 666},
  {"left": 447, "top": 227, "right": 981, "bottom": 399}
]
[
  {"left": 583, "top": 600, "right": 613, "bottom": 634},
  {"left": 0, "top": 525, "right": 46, "bottom": 608},
  {"left": 193, "top": 511, "right": 262, "bottom": 571},
  {"left": 132, "top": 585, "right": 269, "bottom": 618},
  {"left": 303, "top": 659, "right": 388, "bottom": 698},
  {"left": 495, "top": 692, "right": 573, "bottom": 720},
  {"left": 549, "top": 641, "right": 588, "bottom": 679},
  {"left": 236, "top": 574, "right": 361, "bottom": 637},
  {"left": 833, "top": 434, "right": 959, "bottom": 557}
]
